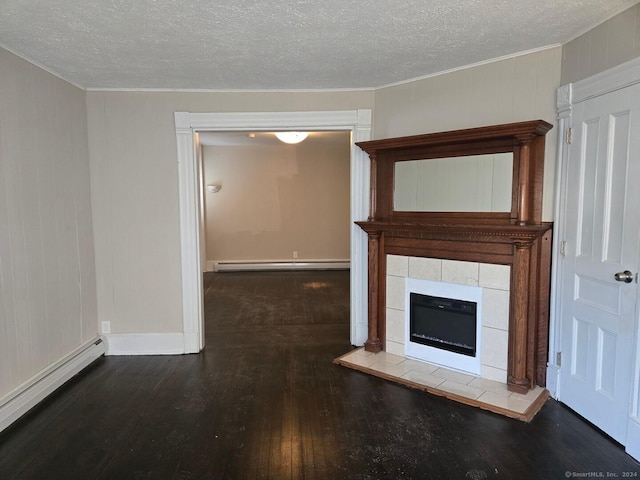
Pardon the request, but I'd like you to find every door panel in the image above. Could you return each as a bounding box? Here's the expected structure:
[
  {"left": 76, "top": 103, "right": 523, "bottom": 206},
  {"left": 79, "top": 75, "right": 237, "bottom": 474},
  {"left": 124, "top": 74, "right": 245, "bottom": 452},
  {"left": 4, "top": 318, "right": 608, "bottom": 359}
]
[{"left": 559, "top": 83, "right": 640, "bottom": 444}]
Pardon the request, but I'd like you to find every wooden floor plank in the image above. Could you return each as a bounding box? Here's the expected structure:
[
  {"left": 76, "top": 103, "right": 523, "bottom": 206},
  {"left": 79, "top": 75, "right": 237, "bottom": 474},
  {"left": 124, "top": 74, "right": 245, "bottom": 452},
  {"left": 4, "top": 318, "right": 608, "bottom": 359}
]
[{"left": 0, "top": 270, "right": 638, "bottom": 479}]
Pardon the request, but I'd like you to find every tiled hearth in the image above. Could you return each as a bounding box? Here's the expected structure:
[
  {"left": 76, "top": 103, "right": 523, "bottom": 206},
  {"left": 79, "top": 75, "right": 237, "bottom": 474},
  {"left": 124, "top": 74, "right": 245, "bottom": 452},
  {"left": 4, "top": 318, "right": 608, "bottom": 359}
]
[{"left": 334, "top": 348, "right": 549, "bottom": 422}]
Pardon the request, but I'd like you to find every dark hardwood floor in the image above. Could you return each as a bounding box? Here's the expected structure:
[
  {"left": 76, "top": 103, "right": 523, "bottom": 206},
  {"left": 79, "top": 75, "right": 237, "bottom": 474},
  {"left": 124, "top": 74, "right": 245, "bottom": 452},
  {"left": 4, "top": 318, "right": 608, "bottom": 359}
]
[{"left": 0, "top": 270, "right": 638, "bottom": 479}]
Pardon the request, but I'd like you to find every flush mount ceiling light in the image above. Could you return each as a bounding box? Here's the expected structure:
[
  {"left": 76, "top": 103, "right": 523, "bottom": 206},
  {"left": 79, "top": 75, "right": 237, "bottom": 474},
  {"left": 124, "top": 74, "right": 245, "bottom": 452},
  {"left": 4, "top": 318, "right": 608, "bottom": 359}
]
[{"left": 274, "top": 132, "right": 308, "bottom": 144}]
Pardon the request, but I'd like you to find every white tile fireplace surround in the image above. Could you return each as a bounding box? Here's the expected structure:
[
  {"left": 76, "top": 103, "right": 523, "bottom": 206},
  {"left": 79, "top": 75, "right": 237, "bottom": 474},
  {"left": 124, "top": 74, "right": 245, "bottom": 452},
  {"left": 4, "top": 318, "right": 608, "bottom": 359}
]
[{"left": 385, "top": 255, "right": 510, "bottom": 384}]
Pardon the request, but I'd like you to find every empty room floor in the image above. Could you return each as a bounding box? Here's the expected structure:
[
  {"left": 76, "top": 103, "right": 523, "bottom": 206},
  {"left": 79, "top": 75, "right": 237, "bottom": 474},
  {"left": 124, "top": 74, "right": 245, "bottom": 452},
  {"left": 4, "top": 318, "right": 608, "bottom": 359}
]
[{"left": 0, "top": 270, "right": 638, "bottom": 479}]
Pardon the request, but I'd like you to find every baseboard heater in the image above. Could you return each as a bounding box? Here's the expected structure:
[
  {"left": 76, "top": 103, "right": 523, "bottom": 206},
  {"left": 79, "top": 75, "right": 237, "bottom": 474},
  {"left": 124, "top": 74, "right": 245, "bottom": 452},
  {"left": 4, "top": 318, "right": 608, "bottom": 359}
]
[
  {"left": 212, "top": 259, "right": 350, "bottom": 272},
  {"left": 0, "top": 337, "right": 106, "bottom": 433}
]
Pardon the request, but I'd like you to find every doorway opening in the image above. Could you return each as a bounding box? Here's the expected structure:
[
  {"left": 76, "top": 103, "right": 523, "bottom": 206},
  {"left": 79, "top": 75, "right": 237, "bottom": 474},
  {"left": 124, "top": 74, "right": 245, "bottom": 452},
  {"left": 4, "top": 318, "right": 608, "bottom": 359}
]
[{"left": 174, "top": 110, "right": 373, "bottom": 352}]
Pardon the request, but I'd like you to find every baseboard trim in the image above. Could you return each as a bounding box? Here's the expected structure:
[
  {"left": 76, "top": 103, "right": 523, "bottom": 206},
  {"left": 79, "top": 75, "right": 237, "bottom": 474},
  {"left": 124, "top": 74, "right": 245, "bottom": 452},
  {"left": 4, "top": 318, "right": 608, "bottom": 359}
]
[
  {"left": 0, "top": 337, "right": 105, "bottom": 433},
  {"left": 104, "top": 333, "right": 186, "bottom": 356},
  {"left": 353, "top": 323, "right": 368, "bottom": 348},
  {"left": 626, "top": 418, "right": 640, "bottom": 461},
  {"left": 211, "top": 259, "right": 350, "bottom": 272},
  {"left": 546, "top": 363, "right": 560, "bottom": 399}
]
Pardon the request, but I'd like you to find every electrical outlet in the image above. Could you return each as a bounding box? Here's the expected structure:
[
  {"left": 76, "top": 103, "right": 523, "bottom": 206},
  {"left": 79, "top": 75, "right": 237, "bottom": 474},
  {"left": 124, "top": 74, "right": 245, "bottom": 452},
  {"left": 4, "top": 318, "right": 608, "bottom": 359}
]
[
  {"left": 101, "top": 321, "right": 111, "bottom": 334},
  {"left": 293, "top": 251, "right": 298, "bottom": 259}
]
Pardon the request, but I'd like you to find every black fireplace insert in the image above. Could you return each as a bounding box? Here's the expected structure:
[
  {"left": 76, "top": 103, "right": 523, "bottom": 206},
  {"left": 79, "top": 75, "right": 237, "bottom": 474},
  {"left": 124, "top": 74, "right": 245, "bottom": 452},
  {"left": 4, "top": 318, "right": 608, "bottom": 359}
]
[{"left": 409, "top": 292, "right": 477, "bottom": 357}]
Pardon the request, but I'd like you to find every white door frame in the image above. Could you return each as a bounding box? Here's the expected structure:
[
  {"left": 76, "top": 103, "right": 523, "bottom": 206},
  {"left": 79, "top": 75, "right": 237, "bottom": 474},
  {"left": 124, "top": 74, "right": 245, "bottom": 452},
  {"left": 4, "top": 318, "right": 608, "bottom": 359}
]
[
  {"left": 174, "top": 109, "right": 372, "bottom": 353},
  {"left": 549, "top": 56, "right": 640, "bottom": 459}
]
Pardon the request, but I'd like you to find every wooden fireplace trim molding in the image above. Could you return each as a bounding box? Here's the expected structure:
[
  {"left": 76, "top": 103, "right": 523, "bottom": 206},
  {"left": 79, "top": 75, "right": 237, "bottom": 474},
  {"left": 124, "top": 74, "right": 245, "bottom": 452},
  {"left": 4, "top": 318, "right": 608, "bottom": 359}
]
[{"left": 355, "top": 120, "right": 553, "bottom": 394}]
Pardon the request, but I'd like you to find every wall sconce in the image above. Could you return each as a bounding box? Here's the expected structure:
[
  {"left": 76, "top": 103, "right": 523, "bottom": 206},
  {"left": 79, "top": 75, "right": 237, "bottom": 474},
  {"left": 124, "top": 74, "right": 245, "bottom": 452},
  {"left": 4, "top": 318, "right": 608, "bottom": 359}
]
[
  {"left": 206, "top": 184, "right": 222, "bottom": 193},
  {"left": 274, "top": 132, "right": 308, "bottom": 144}
]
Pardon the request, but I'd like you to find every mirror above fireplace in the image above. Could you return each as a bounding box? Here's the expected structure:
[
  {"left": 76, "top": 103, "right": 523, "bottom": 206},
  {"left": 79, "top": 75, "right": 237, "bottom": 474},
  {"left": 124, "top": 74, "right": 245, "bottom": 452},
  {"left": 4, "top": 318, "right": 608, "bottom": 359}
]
[
  {"left": 358, "top": 119, "right": 552, "bottom": 225},
  {"left": 394, "top": 152, "right": 513, "bottom": 213}
]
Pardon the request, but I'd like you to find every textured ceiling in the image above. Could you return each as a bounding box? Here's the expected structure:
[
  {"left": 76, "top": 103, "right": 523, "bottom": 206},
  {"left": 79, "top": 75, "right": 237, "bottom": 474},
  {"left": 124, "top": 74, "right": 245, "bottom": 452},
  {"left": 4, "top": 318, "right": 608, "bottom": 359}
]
[{"left": 0, "top": 0, "right": 637, "bottom": 90}]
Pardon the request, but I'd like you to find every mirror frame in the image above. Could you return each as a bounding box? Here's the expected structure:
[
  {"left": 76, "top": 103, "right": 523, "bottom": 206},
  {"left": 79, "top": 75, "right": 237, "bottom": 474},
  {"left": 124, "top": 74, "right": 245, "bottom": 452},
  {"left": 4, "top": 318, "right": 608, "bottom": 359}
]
[{"left": 356, "top": 120, "right": 553, "bottom": 225}]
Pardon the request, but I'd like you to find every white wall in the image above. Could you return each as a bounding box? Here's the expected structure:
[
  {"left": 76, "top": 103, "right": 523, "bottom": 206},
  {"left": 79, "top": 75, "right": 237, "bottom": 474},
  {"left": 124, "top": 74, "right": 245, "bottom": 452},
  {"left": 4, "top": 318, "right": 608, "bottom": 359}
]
[
  {"left": 86, "top": 91, "right": 374, "bottom": 336},
  {"left": 86, "top": 93, "right": 184, "bottom": 335},
  {"left": 373, "top": 47, "right": 563, "bottom": 221},
  {"left": 562, "top": 3, "right": 640, "bottom": 85},
  {"left": 203, "top": 134, "right": 351, "bottom": 264},
  {"left": 0, "top": 48, "right": 97, "bottom": 399}
]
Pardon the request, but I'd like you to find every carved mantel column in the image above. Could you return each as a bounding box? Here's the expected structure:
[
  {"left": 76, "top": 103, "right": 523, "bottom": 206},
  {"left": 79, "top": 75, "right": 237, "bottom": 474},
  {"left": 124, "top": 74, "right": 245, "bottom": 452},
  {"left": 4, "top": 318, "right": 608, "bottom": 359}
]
[
  {"left": 368, "top": 153, "right": 378, "bottom": 221},
  {"left": 516, "top": 135, "right": 534, "bottom": 225},
  {"left": 508, "top": 238, "right": 534, "bottom": 393},
  {"left": 364, "top": 230, "right": 382, "bottom": 352}
]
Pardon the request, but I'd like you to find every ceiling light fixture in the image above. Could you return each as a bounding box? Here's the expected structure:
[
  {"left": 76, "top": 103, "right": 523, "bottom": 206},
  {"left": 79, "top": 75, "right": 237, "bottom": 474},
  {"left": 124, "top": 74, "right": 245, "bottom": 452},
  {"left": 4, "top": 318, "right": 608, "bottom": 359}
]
[{"left": 274, "top": 132, "right": 308, "bottom": 144}]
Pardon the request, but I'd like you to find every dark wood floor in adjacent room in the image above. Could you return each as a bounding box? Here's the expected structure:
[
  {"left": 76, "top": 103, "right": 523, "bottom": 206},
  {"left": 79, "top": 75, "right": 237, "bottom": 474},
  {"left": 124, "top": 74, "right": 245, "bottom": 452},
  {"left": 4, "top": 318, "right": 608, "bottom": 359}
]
[{"left": 0, "top": 270, "right": 638, "bottom": 479}]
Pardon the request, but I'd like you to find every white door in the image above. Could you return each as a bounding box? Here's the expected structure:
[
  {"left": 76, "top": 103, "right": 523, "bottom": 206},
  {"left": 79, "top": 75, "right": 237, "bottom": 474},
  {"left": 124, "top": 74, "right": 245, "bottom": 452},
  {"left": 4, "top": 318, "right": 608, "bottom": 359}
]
[{"left": 559, "top": 82, "right": 640, "bottom": 444}]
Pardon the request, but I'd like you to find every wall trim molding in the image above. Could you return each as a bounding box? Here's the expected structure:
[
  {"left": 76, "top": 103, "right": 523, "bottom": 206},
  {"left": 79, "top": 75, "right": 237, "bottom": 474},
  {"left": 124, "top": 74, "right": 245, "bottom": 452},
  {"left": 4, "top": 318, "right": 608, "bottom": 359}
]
[
  {"left": 103, "top": 333, "right": 187, "bottom": 356},
  {"left": 175, "top": 109, "right": 372, "bottom": 350},
  {"left": 0, "top": 337, "right": 105, "bottom": 433},
  {"left": 572, "top": 55, "right": 640, "bottom": 104}
]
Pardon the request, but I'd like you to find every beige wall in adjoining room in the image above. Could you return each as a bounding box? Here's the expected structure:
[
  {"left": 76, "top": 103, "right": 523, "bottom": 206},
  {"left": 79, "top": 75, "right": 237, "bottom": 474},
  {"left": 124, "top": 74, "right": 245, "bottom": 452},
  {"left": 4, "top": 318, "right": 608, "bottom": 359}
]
[
  {"left": 373, "top": 47, "right": 563, "bottom": 222},
  {"left": 0, "top": 47, "right": 97, "bottom": 399},
  {"left": 86, "top": 90, "right": 373, "bottom": 335},
  {"left": 203, "top": 134, "right": 351, "bottom": 264},
  {"left": 562, "top": 3, "right": 640, "bottom": 85}
]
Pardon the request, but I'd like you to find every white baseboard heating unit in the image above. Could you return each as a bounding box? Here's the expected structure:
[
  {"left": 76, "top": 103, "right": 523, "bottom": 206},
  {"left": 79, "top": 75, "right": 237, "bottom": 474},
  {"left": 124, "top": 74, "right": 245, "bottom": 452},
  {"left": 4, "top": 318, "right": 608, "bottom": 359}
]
[
  {"left": 211, "top": 259, "right": 350, "bottom": 272},
  {"left": 0, "top": 337, "right": 106, "bottom": 433}
]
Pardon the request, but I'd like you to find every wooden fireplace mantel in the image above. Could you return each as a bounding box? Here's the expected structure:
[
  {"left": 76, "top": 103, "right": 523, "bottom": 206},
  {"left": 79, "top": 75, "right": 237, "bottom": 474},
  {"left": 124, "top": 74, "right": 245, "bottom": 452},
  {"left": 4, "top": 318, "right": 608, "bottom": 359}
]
[{"left": 355, "top": 120, "right": 553, "bottom": 394}]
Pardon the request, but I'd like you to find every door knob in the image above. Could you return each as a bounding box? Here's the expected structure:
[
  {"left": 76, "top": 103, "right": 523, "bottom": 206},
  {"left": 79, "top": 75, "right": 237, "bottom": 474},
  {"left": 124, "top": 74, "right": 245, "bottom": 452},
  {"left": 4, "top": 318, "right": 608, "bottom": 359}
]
[{"left": 614, "top": 270, "right": 635, "bottom": 283}]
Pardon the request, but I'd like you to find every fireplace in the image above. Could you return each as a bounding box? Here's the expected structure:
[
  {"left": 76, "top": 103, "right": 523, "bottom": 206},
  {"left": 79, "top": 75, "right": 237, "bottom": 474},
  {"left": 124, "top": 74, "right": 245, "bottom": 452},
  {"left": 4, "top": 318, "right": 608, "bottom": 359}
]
[
  {"left": 405, "top": 277, "right": 483, "bottom": 375},
  {"left": 354, "top": 120, "right": 554, "bottom": 393}
]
